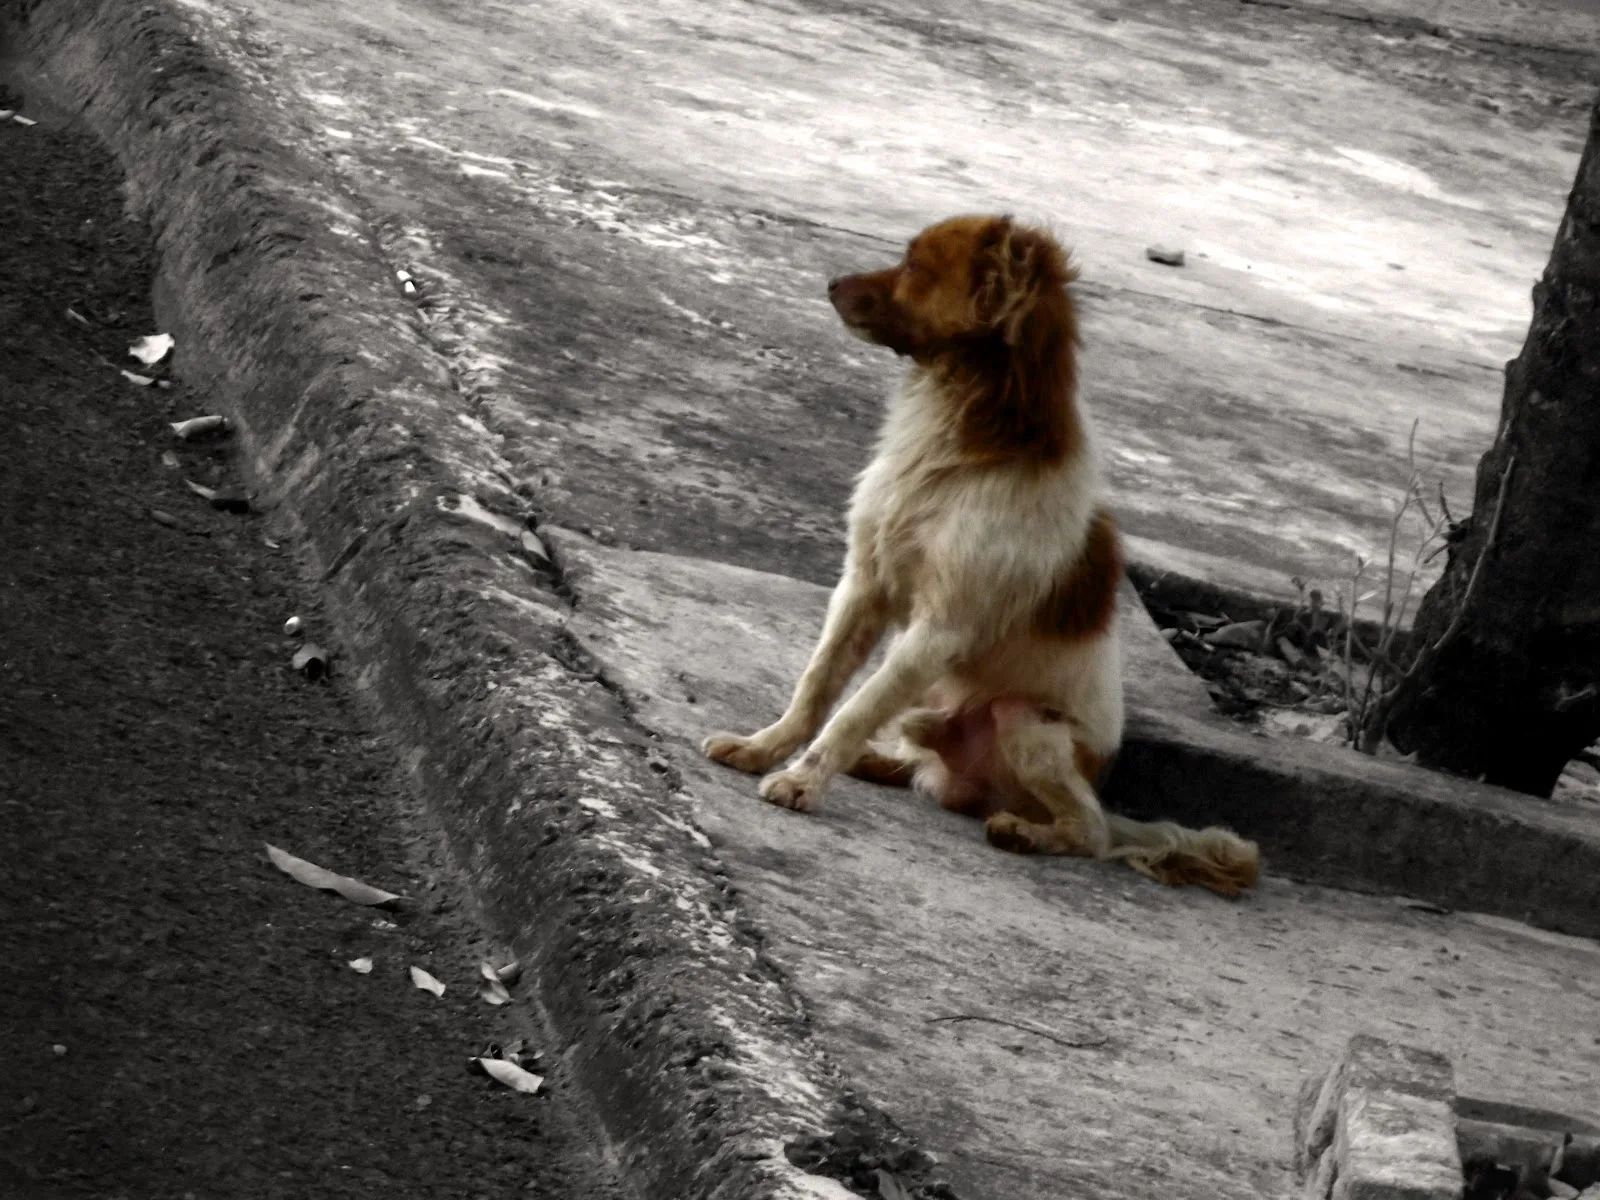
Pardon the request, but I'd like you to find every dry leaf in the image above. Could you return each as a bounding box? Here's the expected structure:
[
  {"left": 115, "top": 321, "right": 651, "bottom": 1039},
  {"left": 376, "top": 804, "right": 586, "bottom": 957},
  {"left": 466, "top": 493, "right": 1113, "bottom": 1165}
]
[
  {"left": 291, "top": 644, "right": 329, "bottom": 680},
  {"left": 128, "top": 334, "right": 174, "bottom": 365},
  {"left": 409, "top": 966, "right": 446, "bottom": 997},
  {"left": 478, "top": 962, "right": 514, "bottom": 1004},
  {"left": 495, "top": 960, "right": 522, "bottom": 986},
  {"left": 65, "top": 307, "right": 92, "bottom": 328},
  {"left": 185, "top": 479, "right": 218, "bottom": 502},
  {"left": 170, "top": 415, "right": 229, "bottom": 440},
  {"left": 348, "top": 957, "right": 374, "bottom": 974},
  {"left": 121, "top": 369, "right": 156, "bottom": 387},
  {"left": 13, "top": 114, "right": 37, "bottom": 127},
  {"left": 475, "top": 1057, "right": 543, "bottom": 1095},
  {"left": 264, "top": 843, "right": 403, "bottom": 908}
]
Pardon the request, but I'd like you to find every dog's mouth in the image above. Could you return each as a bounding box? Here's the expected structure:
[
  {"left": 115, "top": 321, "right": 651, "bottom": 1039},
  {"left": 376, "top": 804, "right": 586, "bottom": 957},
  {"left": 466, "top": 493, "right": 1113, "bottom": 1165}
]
[{"left": 840, "top": 320, "right": 879, "bottom": 345}]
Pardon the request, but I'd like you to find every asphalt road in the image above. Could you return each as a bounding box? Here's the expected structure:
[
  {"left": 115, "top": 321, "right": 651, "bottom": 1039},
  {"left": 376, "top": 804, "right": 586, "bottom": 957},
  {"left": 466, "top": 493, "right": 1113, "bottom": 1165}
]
[{"left": 0, "top": 84, "right": 634, "bottom": 1200}]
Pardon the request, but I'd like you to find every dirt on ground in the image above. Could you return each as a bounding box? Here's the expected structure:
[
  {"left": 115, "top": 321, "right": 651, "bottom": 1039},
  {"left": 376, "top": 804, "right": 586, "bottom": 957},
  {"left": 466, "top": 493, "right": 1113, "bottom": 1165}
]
[{"left": 0, "top": 86, "right": 633, "bottom": 1200}]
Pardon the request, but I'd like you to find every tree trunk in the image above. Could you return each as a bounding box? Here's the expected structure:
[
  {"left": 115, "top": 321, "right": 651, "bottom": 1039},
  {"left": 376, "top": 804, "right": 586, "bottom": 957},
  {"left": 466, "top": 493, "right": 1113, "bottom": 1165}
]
[{"left": 1385, "top": 94, "right": 1600, "bottom": 797}]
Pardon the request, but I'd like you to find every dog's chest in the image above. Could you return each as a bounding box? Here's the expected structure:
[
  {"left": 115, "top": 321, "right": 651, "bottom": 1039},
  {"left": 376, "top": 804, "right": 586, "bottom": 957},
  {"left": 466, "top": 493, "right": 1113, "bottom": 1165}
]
[{"left": 847, "top": 453, "right": 945, "bottom": 606}]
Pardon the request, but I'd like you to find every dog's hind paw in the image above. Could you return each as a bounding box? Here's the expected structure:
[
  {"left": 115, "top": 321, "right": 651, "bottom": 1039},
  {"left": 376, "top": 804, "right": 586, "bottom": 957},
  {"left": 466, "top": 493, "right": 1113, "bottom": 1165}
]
[{"left": 984, "top": 811, "right": 1042, "bottom": 854}]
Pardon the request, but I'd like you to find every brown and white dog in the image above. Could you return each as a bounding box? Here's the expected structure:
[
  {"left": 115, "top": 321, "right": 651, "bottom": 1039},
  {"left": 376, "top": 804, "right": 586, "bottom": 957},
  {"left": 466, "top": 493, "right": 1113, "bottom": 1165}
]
[{"left": 703, "top": 215, "right": 1260, "bottom": 897}]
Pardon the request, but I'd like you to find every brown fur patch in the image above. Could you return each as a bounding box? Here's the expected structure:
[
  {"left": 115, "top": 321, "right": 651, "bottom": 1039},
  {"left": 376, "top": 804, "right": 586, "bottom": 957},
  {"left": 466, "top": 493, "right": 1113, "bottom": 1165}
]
[
  {"left": 847, "top": 749, "right": 917, "bottom": 787},
  {"left": 1033, "top": 507, "right": 1121, "bottom": 641},
  {"left": 934, "top": 223, "right": 1082, "bottom": 467}
]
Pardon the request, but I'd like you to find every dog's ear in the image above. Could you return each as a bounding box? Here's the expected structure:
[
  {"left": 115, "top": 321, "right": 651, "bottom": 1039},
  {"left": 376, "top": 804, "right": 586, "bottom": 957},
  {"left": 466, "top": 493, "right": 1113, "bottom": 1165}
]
[{"left": 974, "top": 218, "right": 1066, "bottom": 345}]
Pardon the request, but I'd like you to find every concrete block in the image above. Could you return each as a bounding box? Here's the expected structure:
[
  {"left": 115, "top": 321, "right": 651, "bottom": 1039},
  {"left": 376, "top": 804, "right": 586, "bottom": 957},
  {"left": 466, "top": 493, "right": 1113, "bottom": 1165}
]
[{"left": 1296, "top": 1035, "right": 1461, "bottom": 1200}]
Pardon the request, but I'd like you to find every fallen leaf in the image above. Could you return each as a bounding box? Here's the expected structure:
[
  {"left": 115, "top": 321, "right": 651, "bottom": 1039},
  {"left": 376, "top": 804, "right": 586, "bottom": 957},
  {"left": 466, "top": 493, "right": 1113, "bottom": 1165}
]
[
  {"left": 149, "top": 508, "right": 182, "bottom": 529},
  {"left": 185, "top": 479, "right": 218, "bottom": 502},
  {"left": 348, "top": 957, "right": 374, "bottom": 974},
  {"left": 128, "top": 333, "right": 175, "bottom": 365},
  {"left": 478, "top": 961, "right": 514, "bottom": 1005},
  {"left": 475, "top": 1057, "right": 543, "bottom": 1095},
  {"left": 876, "top": 1169, "right": 913, "bottom": 1200},
  {"left": 520, "top": 530, "right": 550, "bottom": 563},
  {"left": 409, "top": 966, "right": 446, "bottom": 997},
  {"left": 13, "top": 114, "right": 38, "bottom": 127},
  {"left": 1145, "top": 244, "right": 1186, "bottom": 267},
  {"left": 264, "top": 843, "right": 403, "bottom": 908},
  {"left": 65, "top": 307, "right": 92, "bottom": 328},
  {"left": 291, "top": 643, "right": 329, "bottom": 681},
  {"left": 495, "top": 960, "right": 522, "bottom": 986},
  {"left": 170, "top": 415, "right": 229, "bottom": 440},
  {"left": 120, "top": 369, "right": 156, "bottom": 387}
]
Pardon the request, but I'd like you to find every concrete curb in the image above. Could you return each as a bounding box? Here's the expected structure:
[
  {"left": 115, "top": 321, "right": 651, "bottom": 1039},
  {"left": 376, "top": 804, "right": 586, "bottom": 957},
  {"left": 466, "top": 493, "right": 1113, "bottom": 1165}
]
[
  {"left": 16, "top": 2, "right": 937, "bottom": 1196},
  {"left": 1111, "top": 706, "right": 1600, "bottom": 937},
  {"left": 1294, "top": 1035, "right": 1462, "bottom": 1200}
]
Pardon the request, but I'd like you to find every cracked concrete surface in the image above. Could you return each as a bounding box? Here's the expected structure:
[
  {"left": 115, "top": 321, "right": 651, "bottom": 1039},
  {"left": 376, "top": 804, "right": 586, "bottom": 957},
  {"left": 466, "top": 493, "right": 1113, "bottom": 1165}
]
[
  {"left": 179, "top": 0, "right": 1592, "bottom": 595},
  {"left": 552, "top": 527, "right": 1600, "bottom": 1199}
]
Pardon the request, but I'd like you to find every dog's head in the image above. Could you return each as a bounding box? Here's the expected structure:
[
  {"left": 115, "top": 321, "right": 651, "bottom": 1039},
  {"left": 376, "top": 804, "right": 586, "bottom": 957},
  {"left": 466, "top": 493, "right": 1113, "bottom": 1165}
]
[
  {"left": 829, "top": 216, "right": 1082, "bottom": 463},
  {"left": 827, "top": 215, "right": 1077, "bottom": 358}
]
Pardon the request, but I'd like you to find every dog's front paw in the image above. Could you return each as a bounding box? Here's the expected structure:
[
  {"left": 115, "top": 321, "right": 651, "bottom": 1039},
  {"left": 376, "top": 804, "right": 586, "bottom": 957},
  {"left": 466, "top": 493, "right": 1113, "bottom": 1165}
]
[
  {"left": 759, "top": 767, "right": 825, "bottom": 812},
  {"left": 702, "top": 731, "right": 783, "bottom": 775},
  {"left": 984, "top": 811, "right": 1043, "bottom": 855}
]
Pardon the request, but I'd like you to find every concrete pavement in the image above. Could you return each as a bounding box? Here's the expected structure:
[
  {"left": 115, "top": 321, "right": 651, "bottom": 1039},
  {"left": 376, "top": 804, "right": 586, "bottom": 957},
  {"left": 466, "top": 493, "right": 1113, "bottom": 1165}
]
[{"left": 18, "top": 0, "right": 1600, "bottom": 1195}]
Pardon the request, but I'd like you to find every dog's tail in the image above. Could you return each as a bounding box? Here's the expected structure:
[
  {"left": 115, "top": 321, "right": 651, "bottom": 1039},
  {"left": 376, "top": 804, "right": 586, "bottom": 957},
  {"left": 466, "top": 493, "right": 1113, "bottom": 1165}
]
[{"left": 1101, "top": 813, "right": 1261, "bottom": 898}]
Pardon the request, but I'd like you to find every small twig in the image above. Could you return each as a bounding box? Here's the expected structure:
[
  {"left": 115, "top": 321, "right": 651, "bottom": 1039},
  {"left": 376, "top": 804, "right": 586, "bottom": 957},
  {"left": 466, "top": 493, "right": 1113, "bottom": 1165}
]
[
  {"left": 924, "top": 1013, "right": 1108, "bottom": 1050},
  {"left": 1553, "top": 683, "right": 1598, "bottom": 714},
  {"left": 1360, "top": 453, "right": 1517, "bottom": 753}
]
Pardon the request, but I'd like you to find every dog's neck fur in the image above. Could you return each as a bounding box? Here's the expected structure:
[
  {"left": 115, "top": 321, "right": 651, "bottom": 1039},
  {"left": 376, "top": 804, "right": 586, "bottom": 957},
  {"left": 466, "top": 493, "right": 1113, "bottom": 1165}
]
[{"left": 907, "top": 283, "right": 1082, "bottom": 469}]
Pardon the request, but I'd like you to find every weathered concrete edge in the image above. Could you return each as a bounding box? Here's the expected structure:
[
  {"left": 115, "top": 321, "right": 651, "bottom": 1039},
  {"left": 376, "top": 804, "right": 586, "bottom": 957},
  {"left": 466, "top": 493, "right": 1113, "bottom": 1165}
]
[
  {"left": 16, "top": 2, "right": 904, "bottom": 1197},
  {"left": 1293, "top": 1035, "right": 1461, "bottom": 1200},
  {"left": 1111, "top": 706, "right": 1600, "bottom": 938}
]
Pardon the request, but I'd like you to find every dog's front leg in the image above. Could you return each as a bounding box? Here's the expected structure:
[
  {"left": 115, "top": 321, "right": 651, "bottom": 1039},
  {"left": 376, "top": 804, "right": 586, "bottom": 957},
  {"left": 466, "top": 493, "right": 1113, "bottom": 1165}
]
[
  {"left": 702, "top": 571, "right": 886, "bottom": 776},
  {"left": 760, "top": 621, "right": 965, "bottom": 812}
]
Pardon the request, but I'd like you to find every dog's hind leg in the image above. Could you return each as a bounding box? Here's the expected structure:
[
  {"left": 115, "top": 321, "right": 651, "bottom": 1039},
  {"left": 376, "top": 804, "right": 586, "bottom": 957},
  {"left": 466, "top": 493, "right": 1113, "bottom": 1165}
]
[{"left": 981, "top": 702, "right": 1113, "bottom": 858}]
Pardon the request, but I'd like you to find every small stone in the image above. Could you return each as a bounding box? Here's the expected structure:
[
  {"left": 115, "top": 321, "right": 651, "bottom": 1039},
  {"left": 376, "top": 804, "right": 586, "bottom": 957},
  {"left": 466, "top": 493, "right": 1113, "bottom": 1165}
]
[
  {"left": 283, "top": 616, "right": 304, "bottom": 636},
  {"left": 1145, "top": 244, "right": 1186, "bottom": 267},
  {"left": 1548, "top": 1181, "right": 1579, "bottom": 1199},
  {"left": 1206, "top": 620, "right": 1266, "bottom": 649},
  {"left": 51, "top": 1044, "right": 66, "bottom": 1056},
  {"left": 1276, "top": 636, "right": 1305, "bottom": 667}
]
